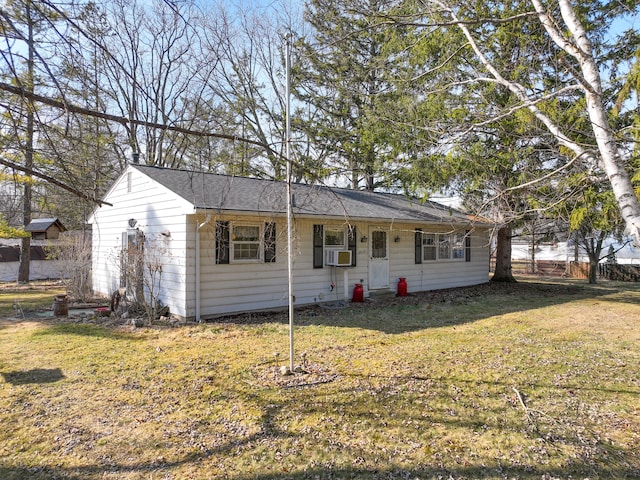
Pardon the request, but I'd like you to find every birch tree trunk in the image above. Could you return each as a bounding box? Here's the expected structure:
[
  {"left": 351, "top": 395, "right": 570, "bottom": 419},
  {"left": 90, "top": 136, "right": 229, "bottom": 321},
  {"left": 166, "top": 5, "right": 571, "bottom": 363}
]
[
  {"left": 432, "top": 0, "right": 640, "bottom": 245},
  {"left": 531, "top": 0, "right": 640, "bottom": 246}
]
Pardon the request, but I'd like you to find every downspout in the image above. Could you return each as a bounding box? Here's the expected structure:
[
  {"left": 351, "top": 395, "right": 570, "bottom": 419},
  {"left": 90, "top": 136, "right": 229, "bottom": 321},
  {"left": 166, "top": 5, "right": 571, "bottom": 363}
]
[{"left": 195, "top": 214, "right": 212, "bottom": 322}]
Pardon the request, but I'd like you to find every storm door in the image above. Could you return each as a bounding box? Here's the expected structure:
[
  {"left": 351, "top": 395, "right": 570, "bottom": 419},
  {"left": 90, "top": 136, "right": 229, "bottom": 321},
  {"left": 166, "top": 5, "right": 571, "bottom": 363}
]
[
  {"left": 121, "top": 229, "right": 144, "bottom": 301},
  {"left": 368, "top": 228, "right": 389, "bottom": 289}
]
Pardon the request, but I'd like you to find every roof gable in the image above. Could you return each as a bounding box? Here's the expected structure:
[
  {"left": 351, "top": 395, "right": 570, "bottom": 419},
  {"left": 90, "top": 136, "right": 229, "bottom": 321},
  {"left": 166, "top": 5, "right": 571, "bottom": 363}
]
[{"left": 89, "top": 164, "right": 196, "bottom": 223}]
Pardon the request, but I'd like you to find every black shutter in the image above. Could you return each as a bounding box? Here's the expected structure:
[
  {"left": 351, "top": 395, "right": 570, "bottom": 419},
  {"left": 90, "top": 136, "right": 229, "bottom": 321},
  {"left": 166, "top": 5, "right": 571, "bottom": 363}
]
[
  {"left": 215, "top": 221, "right": 229, "bottom": 264},
  {"left": 348, "top": 225, "right": 357, "bottom": 266},
  {"left": 264, "top": 222, "right": 276, "bottom": 263},
  {"left": 465, "top": 230, "right": 471, "bottom": 262},
  {"left": 415, "top": 229, "right": 422, "bottom": 264},
  {"left": 313, "top": 224, "right": 324, "bottom": 268}
]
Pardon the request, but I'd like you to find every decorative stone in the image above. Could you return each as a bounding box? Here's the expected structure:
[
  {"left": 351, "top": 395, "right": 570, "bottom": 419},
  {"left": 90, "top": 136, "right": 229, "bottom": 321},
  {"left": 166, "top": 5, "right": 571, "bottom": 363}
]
[
  {"left": 280, "top": 365, "right": 292, "bottom": 376},
  {"left": 132, "top": 318, "right": 145, "bottom": 328}
]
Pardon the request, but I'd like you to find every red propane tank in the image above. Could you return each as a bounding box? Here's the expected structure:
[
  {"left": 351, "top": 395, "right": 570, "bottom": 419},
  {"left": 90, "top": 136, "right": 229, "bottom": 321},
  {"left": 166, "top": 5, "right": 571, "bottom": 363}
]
[
  {"left": 352, "top": 283, "right": 364, "bottom": 303},
  {"left": 397, "top": 277, "right": 407, "bottom": 297}
]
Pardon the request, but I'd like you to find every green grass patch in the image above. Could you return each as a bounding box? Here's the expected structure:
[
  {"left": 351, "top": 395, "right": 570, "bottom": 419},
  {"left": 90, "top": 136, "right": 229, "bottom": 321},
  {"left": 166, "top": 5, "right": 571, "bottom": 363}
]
[
  {"left": 1, "top": 278, "right": 639, "bottom": 479},
  {"left": 0, "top": 281, "right": 65, "bottom": 317}
]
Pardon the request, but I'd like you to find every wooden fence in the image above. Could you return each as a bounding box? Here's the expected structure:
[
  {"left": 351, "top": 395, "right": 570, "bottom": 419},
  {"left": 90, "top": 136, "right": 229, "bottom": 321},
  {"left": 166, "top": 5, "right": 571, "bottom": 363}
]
[
  {"left": 507, "top": 259, "right": 640, "bottom": 282},
  {"left": 598, "top": 263, "right": 640, "bottom": 282},
  {"left": 509, "top": 259, "right": 589, "bottom": 279}
]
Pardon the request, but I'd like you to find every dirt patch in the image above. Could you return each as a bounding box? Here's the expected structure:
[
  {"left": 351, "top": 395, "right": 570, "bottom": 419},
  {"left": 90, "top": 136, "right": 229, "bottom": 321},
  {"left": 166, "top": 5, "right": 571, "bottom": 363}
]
[
  {"left": 2, "top": 279, "right": 587, "bottom": 328},
  {"left": 215, "top": 280, "right": 586, "bottom": 325},
  {"left": 250, "top": 361, "right": 339, "bottom": 389},
  {"left": 360, "top": 279, "right": 585, "bottom": 306}
]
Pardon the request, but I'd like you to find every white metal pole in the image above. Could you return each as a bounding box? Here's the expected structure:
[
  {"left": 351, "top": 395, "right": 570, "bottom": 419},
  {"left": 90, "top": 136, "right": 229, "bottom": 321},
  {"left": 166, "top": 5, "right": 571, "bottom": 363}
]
[
  {"left": 195, "top": 214, "right": 211, "bottom": 322},
  {"left": 343, "top": 268, "right": 348, "bottom": 300},
  {"left": 285, "top": 36, "right": 295, "bottom": 373}
]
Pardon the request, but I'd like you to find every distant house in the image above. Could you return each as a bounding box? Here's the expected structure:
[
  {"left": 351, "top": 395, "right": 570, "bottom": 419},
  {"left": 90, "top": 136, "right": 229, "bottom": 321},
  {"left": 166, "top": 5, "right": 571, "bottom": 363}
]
[
  {"left": 512, "top": 239, "right": 640, "bottom": 265},
  {"left": 88, "top": 164, "right": 492, "bottom": 320}
]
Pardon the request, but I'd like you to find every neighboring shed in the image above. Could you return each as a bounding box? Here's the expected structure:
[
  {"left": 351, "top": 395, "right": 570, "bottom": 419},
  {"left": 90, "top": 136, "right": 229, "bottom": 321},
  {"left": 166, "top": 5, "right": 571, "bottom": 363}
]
[
  {"left": 25, "top": 218, "right": 66, "bottom": 240},
  {"left": 89, "top": 164, "right": 493, "bottom": 320}
]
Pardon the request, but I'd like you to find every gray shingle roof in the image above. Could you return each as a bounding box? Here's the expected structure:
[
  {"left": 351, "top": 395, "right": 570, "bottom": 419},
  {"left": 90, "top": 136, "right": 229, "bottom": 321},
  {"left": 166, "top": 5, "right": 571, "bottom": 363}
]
[
  {"left": 24, "top": 218, "right": 66, "bottom": 233},
  {"left": 133, "top": 164, "right": 481, "bottom": 225}
]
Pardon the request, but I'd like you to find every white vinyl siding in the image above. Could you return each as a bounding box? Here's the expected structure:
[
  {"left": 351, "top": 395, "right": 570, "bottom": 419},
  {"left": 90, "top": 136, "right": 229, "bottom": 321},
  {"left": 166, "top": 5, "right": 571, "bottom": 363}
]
[
  {"left": 89, "top": 165, "right": 191, "bottom": 318},
  {"left": 399, "top": 227, "right": 490, "bottom": 293},
  {"left": 194, "top": 219, "right": 490, "bottom": 318},
  {"left": 92, "top": 166, "right": 491, "bottom": 320}
]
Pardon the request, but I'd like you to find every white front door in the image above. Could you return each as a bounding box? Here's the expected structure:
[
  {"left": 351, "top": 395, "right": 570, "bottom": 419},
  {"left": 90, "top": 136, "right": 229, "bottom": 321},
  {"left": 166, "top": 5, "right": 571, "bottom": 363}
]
[{"left": 368, "top": 227, "right": 389, "bottom": 289}]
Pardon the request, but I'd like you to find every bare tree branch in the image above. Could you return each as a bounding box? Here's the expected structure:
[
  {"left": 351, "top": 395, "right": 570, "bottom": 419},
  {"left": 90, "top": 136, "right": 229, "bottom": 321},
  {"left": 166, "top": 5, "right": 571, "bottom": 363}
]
[
  {"left": 0, "top": 157, "right": 112, "bottom": 207},
  {"left": 0, "top": 82, "right": 278, "bottom": 154}
]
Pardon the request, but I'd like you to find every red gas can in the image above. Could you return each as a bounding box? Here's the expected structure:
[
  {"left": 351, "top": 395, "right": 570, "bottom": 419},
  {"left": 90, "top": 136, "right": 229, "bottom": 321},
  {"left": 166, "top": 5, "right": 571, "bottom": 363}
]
[
  {"left": 352, "top": 283, "right": 364, "bottom": 303},
  {"left": 397, "top": 277, "right": 407, "bottom": 297}
]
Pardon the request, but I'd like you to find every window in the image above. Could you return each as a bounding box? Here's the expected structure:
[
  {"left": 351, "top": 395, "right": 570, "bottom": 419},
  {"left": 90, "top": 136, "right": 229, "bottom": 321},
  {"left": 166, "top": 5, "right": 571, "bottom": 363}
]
[
  {"left": 313, "top": 224, "right": 356, "bottom": 268},
  {"left": 422, "top": 233, "right": 437, "bottom": 261},
  {"left": 231, "top": 225, "right": 261, "bottom": 261},
  {"left": 120, "top": 229, "right": 144, "bottom": 300},
  {"left": 371, "top": 230, "right": 387, "bottom": 259},
  {"left": 215, "top": 221, "right": 277, "bottom": 264},
  {"left": 325, "top": 228, "right": 346, "bottom": 248},
  {"left": 438, "top": 235, "right": 451, "bottom": 259},
  {"left": 452, "top": 233, "right": 465, "bottom": 259},
  {"left": 418, "top": 231, "right": 466, "bottom": 262}
]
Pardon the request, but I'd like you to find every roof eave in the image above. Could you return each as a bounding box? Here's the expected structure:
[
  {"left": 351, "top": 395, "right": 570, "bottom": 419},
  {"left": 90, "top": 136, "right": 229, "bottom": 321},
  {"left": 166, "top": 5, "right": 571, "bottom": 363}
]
[{"left": 192, "top": 207, "right": 490, "bottom": 227}]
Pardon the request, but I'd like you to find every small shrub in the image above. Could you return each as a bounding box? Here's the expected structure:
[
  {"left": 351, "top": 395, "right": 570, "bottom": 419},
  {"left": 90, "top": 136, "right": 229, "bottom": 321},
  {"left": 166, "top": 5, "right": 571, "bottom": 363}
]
[{"left": 45, "top": 231, "right": 92, "bottom": 302}]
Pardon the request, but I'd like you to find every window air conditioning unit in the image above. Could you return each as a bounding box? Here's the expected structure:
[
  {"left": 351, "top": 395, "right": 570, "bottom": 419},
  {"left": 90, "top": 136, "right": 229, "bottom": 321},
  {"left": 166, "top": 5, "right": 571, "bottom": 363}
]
[{"left": 325, "top": 249, "right": 352, "bottom": 267}]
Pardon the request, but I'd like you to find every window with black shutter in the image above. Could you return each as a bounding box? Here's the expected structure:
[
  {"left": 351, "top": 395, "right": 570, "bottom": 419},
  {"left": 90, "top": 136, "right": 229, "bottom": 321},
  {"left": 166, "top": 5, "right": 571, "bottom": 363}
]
[
  {"left": 313, "top": 224, "right": 324, "bottom": 268},
  {"left": 415, "top": 228, "right": 422, "bottom": 264},
  {"left": 465, "top": 230, "right": 471, "bottom": 262},
  {"left": 348, "top": 225, "right": 357, "bottom": 267},
  {"left": 215, "top": 221, "right": 229, "bottom": 264},
  {"left": 264, "top": 222, "right": 276, "bottom": 263}
]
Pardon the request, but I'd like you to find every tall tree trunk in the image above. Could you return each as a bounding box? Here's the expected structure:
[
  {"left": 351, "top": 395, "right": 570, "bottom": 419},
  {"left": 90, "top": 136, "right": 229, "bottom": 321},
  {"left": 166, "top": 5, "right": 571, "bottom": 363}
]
[
  {"left": 438, "top": 0, "right": 640, "bottom": 246},
  {"left": 584, "top": 235, "right": 604, "bottom": 284},
  {"left": 588, "top": 257, "right": 598, "bottom": 284},
  {"left": 531, "top": 0, "right": 640, "bottom": 245},
  {"left": 491, "top": 225, "right": 516, "bottom": 282},
  {"left": 18, "top": 0, "right": 34, "bottom": 284},
  {"left": 530, "top": 223, "right": 536, "bottom": 274}
]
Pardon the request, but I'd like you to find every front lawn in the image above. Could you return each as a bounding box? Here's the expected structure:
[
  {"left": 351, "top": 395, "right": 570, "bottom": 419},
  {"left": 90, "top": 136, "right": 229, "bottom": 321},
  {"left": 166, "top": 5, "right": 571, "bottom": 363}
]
[
  {"left": 0, "top": 278, "right": 638, "bottom": 479},
  {"left": 0, "top": 281, "right": 65, "bottom": 317}
]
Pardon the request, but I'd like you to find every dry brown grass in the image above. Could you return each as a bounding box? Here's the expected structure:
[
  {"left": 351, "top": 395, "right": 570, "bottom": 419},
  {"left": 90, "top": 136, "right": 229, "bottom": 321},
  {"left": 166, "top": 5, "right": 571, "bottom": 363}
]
[
  {"left": 1, "top": 278, "right": 639, "bottom": 479},
  {"left": 0, "top": 281, "right": 66, "bottom": 317}
]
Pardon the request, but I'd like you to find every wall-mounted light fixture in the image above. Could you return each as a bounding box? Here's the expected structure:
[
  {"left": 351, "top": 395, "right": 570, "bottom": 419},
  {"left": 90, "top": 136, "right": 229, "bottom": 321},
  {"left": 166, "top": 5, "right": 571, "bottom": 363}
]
[
  {"left": 394, "top": 236, "right": 401, "bottom": 243},
  {"left": 128, "top": 218, "right": 137, "bottom": 228},
  {"left": 360, "top": 236, "right": 368, "bottom": 243}
]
